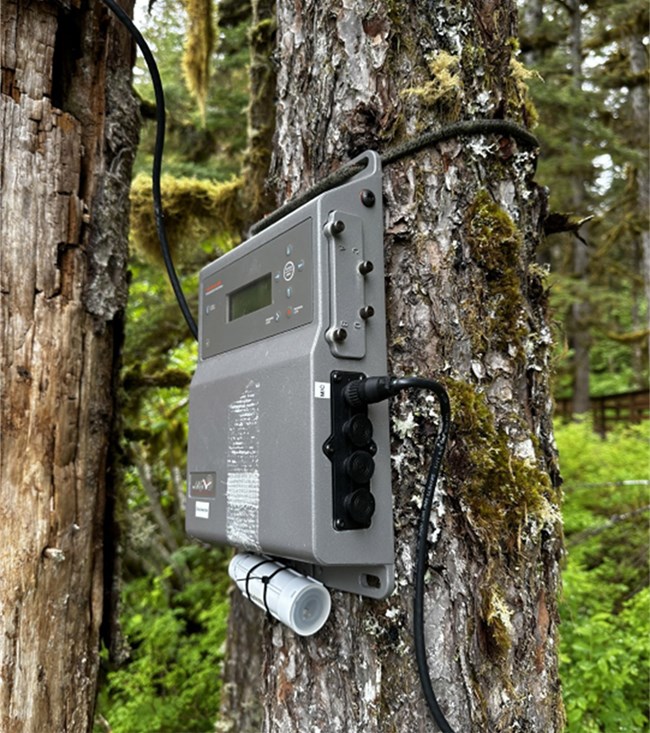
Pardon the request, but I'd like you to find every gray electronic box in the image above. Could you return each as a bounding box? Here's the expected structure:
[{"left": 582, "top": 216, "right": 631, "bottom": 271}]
[{"left": 186, "top": 152, "right": 394, "bottom": 598}]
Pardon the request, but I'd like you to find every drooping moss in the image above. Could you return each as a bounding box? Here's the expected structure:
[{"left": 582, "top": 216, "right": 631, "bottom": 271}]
[
  {"left": 129, "top": 174, "right": 245, "bottom": 263},
  {"left": 182, "top": 0, "right": 215, "bottom": 121},
  {"left": 465, "top": 190, "right": 528, "bottom": 354},
  {"left": 446, "top": 379, "right": 558, "bottom": 550}
]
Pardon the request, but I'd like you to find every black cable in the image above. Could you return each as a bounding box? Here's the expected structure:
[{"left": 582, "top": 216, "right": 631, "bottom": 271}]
[
  {"left": 344, "top": 375, "right": 456, "bottom": 733},
  {"left": 391, "top": 378, "right": 455, "bottom": 733},
  {"left": 250, "top": 119, "right": 539, "bottom": 236},
  {"left": 100, "top": 0, "right": 198, "bottom": 340}
]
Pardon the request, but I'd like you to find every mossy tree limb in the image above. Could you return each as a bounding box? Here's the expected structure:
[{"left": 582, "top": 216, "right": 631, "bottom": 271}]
[{"left": 129, "top": 174, "right": 245, "bottom": 262}]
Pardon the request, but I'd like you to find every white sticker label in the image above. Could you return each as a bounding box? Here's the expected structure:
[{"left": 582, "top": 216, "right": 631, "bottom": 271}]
[
  {"left": 226, "top": 382, "right": 262, "bottom": 552},
  {"left": 195, "top": 501, "right": 210, "bottom": 519},
  {"left": 314, "top": 382, "right": 331, "bottom": 399}
]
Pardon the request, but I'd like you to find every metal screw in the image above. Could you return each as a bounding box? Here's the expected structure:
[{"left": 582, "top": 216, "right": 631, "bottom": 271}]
[
  {"left": 330, "top": 219, "right": 346, "bottom": 235},
  {"left": 358, "top": 260, "right": 374, "bottom": 276},
  {"left": 359, "top": 305, "right": 375, "bottom": 320},
  {"left": 360, "top": 189, "right": 376, "bottom": 207},
  {"left": 332, "top": 328, "right": 348, "bottom": 343},
  {"left": 335, "top": 519, "right": 346, "bottom": 530}
]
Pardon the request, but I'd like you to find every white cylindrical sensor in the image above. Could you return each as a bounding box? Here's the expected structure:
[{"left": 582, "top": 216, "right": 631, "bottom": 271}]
[{"left": 228, "top": 553, "right": 331, "bottom": 636}]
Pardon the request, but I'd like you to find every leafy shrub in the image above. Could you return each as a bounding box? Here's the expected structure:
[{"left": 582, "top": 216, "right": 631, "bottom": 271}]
[
  {"left": 556, "top": 419, "right": 650, "bottom": 732},
  {"left": 95, "top": 545, "right": 231, "bottom": 733}
]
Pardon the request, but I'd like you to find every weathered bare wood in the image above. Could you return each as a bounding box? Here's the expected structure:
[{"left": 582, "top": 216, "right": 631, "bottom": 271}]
[
  {"left": 0, "top": 1, "right": 139, "bottom": 730},
  {"left": 220, "top": 2, "right": 564, "bottom": 732}
]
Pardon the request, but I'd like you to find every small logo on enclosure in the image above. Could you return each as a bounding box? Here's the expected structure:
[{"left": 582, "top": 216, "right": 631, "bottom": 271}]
[{"left": 189, "top": 472, "right": 217, "bottom": 498}]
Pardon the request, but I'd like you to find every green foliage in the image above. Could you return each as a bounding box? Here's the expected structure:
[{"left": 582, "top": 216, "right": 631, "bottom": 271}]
[
  {"left": 550, "top": 274, "right": 648, "bottom": 399},
  {"left": 556, "top": 419, "right": 650, "bottom": 731},
  {"left": 134, "top": 0, "right": 249, "bottom": 181},
  {"left": 520, "top": 0, "right": 649, "bottom": 399},
  {"left": 561, "top": 584, "right": 650, "bottom": 732},
  {"left": 96, "top": 546, "right": 231, "bottom": 733}
]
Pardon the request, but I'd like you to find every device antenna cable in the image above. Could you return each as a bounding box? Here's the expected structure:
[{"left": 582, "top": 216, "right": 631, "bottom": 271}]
[{"left": 100, "top": 0, "right": 199, "bottom": 340}]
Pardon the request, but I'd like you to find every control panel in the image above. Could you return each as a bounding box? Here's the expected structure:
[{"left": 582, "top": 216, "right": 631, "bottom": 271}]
[
  {"left": 202, "top": 218, "right": 314, "bottom": 358},
  {"left": 186, "top": 152, "right": 394, "bottom": 599}
]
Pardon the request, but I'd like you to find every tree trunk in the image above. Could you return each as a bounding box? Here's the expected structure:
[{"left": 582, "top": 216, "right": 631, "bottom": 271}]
[
  {"left": 628, "top": 34, "right": 650, "bottom": 388},
  {"left": 566, "top": 0, "right": 591, "bottom": 415},
  {"left": 0, "top": 1, "right": 138, "bottom": 731},
  {"left": 219, "top": 1, "right": 564, "bottom": 732}
]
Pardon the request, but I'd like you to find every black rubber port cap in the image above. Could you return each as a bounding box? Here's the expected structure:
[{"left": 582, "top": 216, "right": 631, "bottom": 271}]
[
  {"left": 344, "top": 450, "right": 375, "bottom": 483},
  {"left": 343, "top": 414, "right": 374, "bottom": 447},
  {"left": 344, "top": 489, "right": 376, "bottom": 525}
]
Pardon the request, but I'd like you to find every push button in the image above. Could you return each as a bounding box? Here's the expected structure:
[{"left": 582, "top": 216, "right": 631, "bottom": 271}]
[{"left": 283, "top": 261, "right": 295, "bottom": 281}]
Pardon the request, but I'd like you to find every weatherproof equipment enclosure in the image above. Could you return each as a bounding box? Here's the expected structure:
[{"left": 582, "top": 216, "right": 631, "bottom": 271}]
[{"left": 186, "top": 152, "right": 394, "bottom": 598}]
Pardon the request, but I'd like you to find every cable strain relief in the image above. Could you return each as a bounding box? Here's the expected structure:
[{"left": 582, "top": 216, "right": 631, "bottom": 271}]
[
  {"left": 342, "top": 379, "right": 365, "bottom": 407},
  {"left": 343, "top": 376, "right": 395, "bottom": 406}
]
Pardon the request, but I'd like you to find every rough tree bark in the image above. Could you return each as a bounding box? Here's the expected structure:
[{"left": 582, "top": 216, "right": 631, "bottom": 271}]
[
  {"left": 219, "top": 1, "right": 564, "bottom": 732},
  {"left": 566, "top": 0, "right": 591, "bottom": 416},
  {"left": 628, "top": 33, "right": 650, "bottom": 386},
  {"left": 0, "top": 1, "right": 138, "bottom": 731}
]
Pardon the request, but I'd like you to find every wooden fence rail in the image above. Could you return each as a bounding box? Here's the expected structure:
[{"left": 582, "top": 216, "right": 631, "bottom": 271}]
[{"left": 555, "top": 389, "right": 650, "bottom": 434}]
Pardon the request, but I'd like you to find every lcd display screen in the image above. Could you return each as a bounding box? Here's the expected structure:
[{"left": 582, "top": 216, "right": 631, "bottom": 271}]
[{"left": 228, "top": 273, "right": 272, "bottom": 321}]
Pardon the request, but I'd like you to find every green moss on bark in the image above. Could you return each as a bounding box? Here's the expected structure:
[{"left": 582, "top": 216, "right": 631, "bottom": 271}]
[
  {"left": 401, "top": 51, "right": 463, "bottom": 118},
  {"left": 446, "top": 379, "right": 558, "bottom": 549},
  {"left": 465, "top": 190, "right": 528, "bottom": 354}
]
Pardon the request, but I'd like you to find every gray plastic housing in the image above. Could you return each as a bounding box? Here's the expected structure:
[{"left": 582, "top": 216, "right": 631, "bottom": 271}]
[{"left": 186, "top": 152, "right": 394, "bottom": 598}]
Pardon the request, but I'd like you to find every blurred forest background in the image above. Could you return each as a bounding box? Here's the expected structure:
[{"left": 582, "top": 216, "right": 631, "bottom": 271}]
[{"left": 94, "top": 1, "right": 649, "bottom": 731}]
